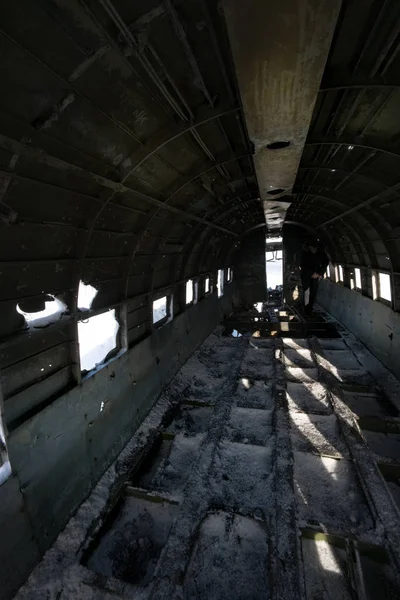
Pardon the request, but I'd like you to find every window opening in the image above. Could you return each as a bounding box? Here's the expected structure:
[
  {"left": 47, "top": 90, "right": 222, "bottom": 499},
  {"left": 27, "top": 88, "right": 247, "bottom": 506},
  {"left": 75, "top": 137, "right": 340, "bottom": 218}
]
[
  {"left": 186, "top": 279, "right": 194, "bottom": 304},
  {"left": 78, "top": 310, "right": 119, "bottom": 373},
  {"left": 338, "top": 265, "right": 344, "bottom": 281},
  {"left": 78, "top": 280, "right": 97, "bottom": 310},
  {"left": 266, "top": 236, "right": 282, "bottom": 244},
  {"left": 378, "top": 272, "right": 392, "bottom": 302},
  {"left": 355, "top": 268, "right": 361, "bottom": 289},
  {"left": 350, "top": 278, "right": 355, "bottom": 289},
  {"left": 372, "top": 271, "right": 378, "bottom": 300},
  {"left": 205, "top": 277, "right": 210, "bottom": 294},
  {"left": 16, "top": 295, "right": 66, "bottom": 328},
  {"left": 218, "top": 269, "right": 224, "bottom": 298},
  {"left": 153, "top": 296, "right": 168, "bottom": 324}
]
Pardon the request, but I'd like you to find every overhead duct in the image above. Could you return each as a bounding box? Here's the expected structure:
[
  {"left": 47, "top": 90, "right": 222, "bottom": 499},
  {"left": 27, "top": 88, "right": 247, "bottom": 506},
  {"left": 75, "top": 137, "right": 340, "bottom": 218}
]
[{"left": 223, "top": 0, "right": 342, "bottom": 231}]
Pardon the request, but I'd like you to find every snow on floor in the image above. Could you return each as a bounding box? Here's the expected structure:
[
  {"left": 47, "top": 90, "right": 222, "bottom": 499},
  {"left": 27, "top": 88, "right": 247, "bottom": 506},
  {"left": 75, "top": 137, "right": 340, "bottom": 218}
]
[
  {"left": 15, "top": 323, "right": 400, "bottom": 600},
  {"left": 240, "top": 349, "right": 275, "bottom": 380},
  {"left": 283, "top": 348, "right": 315, "bottom": 368},
  {"left": 226, "top": 407, "right": 273, "bottom": 446},
  {"left": 166, "top": 405, "right": 212, "bottom": 435},
  {"left": 86, "top": 496, "right": 178, "bottom": 586},
  {"left": 183, "top": 511, "right": 269, "bottom": 600},
  {"left": 290, "top": 413, "right": 349, "bottom": 457},
  {"left": 302, "top": 539, "right": 353, "bottom": 600},
  {"left": 173, "top": 334, "right": 240, "bottom": 402},
  {"left": 363, "top": 430, "right": 400, "bottom": 461},
  {"left": 323, "top": 350, "right": 362, "bottom": 370},
  {"left": 386, "top": 481, "right": 400, "bottom": 510},
  {"left": 234, "top": 378, "right": 275, "bottom": 409},
  {"left": 287, "top": 381, "right": 332, "bottom": 414},
  {"left": 360, "top": 554, "right": 400, "bottom": 600},
  {"left": 282, "top": 338, "right": 310, "bottom": 349},
  {"left": 286, "top": 367, "right": 319, "bottom": 383},
  {"left": 343, "top": 390, "right": 393, "bottom": 418},
  {"left": 152, "top": 434, "right": 205, "bottom": 496},
  {"left": 294, "top": 453, "right": 373, "bottom": 531},
  {"left": 210, "top": 441, "right": 274, "bottom": 514}
]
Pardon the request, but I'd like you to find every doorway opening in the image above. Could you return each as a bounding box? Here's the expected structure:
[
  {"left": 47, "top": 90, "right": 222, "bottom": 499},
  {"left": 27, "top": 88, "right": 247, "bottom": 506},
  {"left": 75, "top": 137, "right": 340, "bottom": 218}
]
[{"left": 266, "top": 248, "right": 283, "bottom": 290}]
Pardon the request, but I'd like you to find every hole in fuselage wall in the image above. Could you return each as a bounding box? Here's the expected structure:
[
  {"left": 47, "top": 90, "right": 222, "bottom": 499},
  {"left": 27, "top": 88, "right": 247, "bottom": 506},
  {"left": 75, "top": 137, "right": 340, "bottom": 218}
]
[
  {"left": 267, "top": 188, "right": 285, "bottom": 196},
  {"left": 16, "top": 295, "right": 67, "bottom": 328},
  {"left": 266, "top": 140, "right": 290, "bottom": 150}
]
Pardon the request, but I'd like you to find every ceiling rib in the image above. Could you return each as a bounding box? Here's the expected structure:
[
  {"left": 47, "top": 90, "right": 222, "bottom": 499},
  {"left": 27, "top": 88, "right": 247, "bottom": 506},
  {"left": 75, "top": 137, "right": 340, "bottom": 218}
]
[
  {"left": 0, "top": 133, "right": 237, "bottom": 236},
  {"left": 306, "top": 140, "right": 400, "bottom": 160},
  {"left": 317, "top": 181, "right": 400, "bottom": 228}
]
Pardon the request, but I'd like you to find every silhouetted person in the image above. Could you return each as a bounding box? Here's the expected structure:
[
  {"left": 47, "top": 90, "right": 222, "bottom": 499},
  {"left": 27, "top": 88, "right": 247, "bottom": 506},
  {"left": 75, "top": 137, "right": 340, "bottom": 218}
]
[{"left": 300, "top": 241, "right": 329, "bottom": 315}]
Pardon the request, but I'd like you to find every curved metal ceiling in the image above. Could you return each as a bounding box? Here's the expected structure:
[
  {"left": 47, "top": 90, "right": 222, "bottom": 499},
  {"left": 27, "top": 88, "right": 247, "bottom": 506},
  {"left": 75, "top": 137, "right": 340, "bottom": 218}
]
[
  {"left": 286, "top": 0, "right": 400, "bottom": 280},
  {"left": 0, "top": 0, "right": 264, "bottom": 340}
]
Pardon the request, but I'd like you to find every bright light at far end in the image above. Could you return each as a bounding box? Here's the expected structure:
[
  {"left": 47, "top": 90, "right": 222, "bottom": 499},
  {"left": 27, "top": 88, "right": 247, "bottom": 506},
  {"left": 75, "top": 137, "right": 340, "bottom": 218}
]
[{"left": 348, "top": 145, "right": 354, "bottom": 150}]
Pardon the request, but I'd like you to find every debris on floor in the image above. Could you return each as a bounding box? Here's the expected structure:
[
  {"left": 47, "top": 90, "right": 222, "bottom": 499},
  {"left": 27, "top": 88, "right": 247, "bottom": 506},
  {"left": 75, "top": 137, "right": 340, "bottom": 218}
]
[{"left": 16, "top": 311, "right": 400, "bottom": 600}]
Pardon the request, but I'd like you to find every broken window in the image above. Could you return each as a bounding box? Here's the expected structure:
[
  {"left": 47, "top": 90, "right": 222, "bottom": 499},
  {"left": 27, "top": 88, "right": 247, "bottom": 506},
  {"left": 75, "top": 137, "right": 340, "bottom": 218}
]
[
  {"left": 78, "top": 310, "right": 120, "bottom": 374},
  {"left": 78, "top": 280, "right": 98, "bottom": 310},
  {"left": 153, "top": 296, "right": 167, "bottom": 323},
  {"left": 355, "top": 268, "right": 362, "bottom": 289},
  {"left": 153, "top": 295, "right": 173, "bottom": 325},
  {"left": 218, "top": 269, "right": 224, "bottom": 298},
  {"left": 16, "top": 295, "right": 66, "bottom": 328},
  {"left": 186, "top": 279, "right": 194, "bottom": 304},
  {"left": 205, "top": 277, "right": 210, "bottom": 294},
  {"left": 378, "top": 272, "right": 392, "bottom": 302}
]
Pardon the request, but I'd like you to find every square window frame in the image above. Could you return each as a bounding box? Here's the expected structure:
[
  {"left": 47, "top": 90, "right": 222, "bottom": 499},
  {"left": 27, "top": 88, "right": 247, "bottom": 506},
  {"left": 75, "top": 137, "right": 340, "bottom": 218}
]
[
  {"left": 204, "top": 275, "right": 211, "bottom": 296},
  {"left": 377, "top": 271, "right": 392, "bottom": 306},
  {"left": 354, "top": 267, "right": 362, "bottom": 290},
  {"left": 217, "top": 269, "right": 225, "bottom": 298},
  {"left": 78, "top": 306, "right": 123, "bottom": 376},
  {"left": 185, "top": 279, "right": 195, "bottom": 305},
  {"left": 153, "top": 293, "right": 173, "bottom": 328}
]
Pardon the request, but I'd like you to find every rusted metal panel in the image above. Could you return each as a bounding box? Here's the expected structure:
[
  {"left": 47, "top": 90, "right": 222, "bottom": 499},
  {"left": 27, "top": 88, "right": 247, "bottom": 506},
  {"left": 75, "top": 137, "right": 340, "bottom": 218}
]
[
  {"left": 223, "top": 0, "right": 342, "bottom": 228},
  {"left": 4, "top": 365, "right": 73, "bottom": 429},
  {"left": 1, "top": 342, "right": 71, "bottom": 400}
]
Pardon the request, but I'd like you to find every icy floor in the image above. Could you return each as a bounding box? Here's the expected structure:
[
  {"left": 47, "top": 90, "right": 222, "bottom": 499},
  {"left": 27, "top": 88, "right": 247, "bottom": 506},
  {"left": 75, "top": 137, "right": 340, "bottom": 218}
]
[{"left": 15, "top": 325, "right": 400, "bottom": 600}]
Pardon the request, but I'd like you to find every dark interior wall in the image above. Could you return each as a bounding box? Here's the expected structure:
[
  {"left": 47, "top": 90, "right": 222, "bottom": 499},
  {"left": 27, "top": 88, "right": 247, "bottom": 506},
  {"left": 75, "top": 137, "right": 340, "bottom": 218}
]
[
  {"left": 317, "top": 280, "right": 400, "bottom": 378},
  {"left": 0, "top": 283, "right": 236, "bottom": 599},
  {"left": 285, "top": 0, "right": 400, "bottom": 316},
  {"left": 234, "top": 229, "right": 266, "bottom": 305},
  {"left": 0, "top": 4, "right": 264, "bottom": 595}
]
